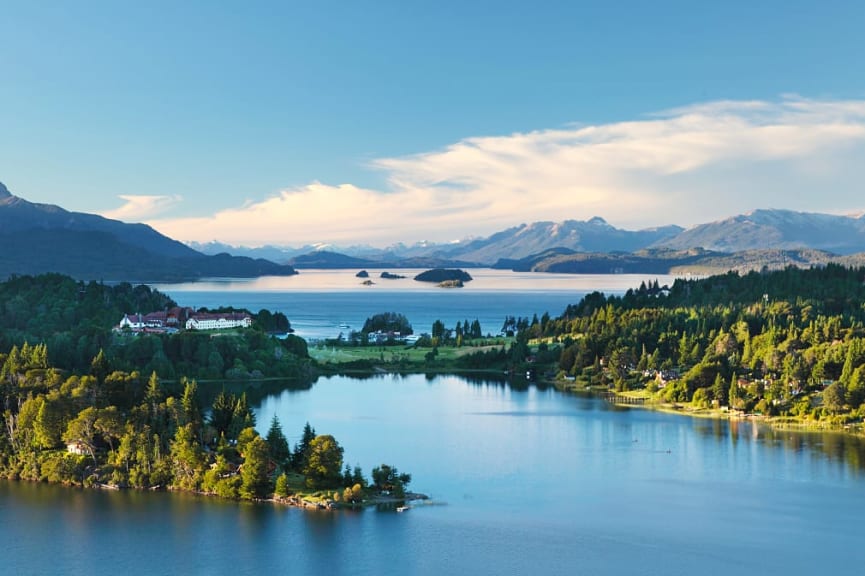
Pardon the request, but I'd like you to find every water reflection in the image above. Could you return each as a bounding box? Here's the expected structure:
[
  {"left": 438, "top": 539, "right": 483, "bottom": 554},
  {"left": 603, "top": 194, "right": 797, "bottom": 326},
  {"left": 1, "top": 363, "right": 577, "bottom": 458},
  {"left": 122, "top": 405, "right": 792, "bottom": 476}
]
[{"left": 691, "top": 416, "right": 865, "bottom": 476}]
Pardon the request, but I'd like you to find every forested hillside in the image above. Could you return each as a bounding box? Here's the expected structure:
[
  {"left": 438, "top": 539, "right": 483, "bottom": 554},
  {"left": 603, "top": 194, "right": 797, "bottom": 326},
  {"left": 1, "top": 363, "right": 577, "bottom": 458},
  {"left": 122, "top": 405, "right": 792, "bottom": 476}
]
[{"left": 523, "top": 264, "right": 865, "bottom": 422}]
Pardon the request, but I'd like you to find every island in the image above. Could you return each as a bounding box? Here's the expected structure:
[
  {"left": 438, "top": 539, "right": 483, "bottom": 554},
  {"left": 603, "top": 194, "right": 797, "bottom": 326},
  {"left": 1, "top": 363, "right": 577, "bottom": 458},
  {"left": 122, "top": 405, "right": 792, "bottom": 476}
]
[
  {"left": 413, "top": 268, "right": 473, "bottom": 284},
  {"left": 356, "top": 270, "right": 370, "bottom": 278},
  {"left": 380, "top": 271, "right": 406, "bottom": 280}
]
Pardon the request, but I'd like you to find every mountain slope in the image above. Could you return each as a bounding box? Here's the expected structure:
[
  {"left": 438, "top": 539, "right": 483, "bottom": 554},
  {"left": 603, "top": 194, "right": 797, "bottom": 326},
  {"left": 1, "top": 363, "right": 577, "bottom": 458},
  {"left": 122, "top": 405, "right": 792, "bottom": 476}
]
[
  {"left": 0, "top": 182, "right": 297, "bottom": 281},
  {"left": 657, "top": 209, "right": 865, "bottom": 254},
  {"left": 412, "top": 218, "right": 684, "bottom": 263}
]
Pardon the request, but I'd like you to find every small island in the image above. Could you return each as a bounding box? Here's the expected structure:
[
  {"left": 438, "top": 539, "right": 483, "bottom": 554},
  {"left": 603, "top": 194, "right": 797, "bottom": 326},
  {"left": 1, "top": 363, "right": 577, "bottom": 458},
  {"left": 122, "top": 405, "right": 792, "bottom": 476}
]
[
  {"left": 355, "top": 270, "right": 370, "bottom": 278},
  {"left": 380, "top": 271, "right": 406, "bottom": 280},
  {"left": 413, "top": 268, "right": 473, "bottom": 284},
  {"left": 438, "top": 279, "right": 464, "bottom": 288}
]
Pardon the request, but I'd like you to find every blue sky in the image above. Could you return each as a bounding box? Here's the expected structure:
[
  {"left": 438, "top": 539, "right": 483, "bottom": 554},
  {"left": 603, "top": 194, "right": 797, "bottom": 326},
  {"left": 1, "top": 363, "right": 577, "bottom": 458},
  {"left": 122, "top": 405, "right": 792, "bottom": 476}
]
[{"left": 3, "top": 0, "right": 865, "bottom": 246}]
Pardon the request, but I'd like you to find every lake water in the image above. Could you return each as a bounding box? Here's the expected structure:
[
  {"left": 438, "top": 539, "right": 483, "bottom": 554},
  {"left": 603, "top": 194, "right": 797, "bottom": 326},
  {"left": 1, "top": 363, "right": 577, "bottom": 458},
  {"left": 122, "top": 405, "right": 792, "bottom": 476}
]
[
  {"left": 4, "top": 271, "right": 864, "bottom": 575},
  {"left": 4, "top": 374, "right": 865, "bottom": 575},
  {"left": 151, "top": 269, "right": 678, "bottom": 340}
]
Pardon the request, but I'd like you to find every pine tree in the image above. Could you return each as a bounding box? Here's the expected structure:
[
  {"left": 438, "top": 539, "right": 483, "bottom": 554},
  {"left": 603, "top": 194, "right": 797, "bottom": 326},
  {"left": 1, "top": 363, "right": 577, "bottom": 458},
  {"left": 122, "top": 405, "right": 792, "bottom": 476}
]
[
  {"left": 265, "top": 415, "right": 291, "bottom": 466},
  {"left": 292, "top": 422, "right": 316, "bottom": 471}
]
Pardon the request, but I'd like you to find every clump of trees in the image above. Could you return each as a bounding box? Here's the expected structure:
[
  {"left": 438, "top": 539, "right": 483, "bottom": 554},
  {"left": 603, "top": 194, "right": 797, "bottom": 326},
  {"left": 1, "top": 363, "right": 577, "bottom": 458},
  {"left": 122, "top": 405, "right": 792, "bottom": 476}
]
[{"left": 361, "top": 312, "right": 413, "bottom": 336}]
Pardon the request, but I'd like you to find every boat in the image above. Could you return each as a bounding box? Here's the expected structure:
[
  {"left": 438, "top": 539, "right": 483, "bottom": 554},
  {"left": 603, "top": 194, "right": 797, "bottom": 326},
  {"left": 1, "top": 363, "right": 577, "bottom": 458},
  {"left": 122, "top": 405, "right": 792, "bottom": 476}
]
[
  {"left": 338, "top": 322, "right": 350, "bottom": 329},
  {"left": 396, "top": 505, "right": 410, "bottom": 512}
]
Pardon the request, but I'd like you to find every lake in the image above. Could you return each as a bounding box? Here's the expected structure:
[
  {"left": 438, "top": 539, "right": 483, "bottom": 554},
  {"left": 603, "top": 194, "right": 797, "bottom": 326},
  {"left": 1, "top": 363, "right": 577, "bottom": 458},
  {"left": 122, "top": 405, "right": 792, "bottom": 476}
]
[
  {"left": 151, "top": 269, "right": 680, "bottom": 340},
  {"left": 4, "top": 271, "right": 864, "bottom": 575},
  {"left": 4, "top": 374, "right": 865, "bottom": 576}
]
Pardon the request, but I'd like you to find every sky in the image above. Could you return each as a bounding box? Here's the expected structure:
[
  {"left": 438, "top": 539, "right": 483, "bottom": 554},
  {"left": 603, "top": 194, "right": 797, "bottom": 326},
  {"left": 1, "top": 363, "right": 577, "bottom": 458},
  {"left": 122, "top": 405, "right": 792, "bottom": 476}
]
[{"left": 2, "top": 0, "right": 865, "bottom": 247}]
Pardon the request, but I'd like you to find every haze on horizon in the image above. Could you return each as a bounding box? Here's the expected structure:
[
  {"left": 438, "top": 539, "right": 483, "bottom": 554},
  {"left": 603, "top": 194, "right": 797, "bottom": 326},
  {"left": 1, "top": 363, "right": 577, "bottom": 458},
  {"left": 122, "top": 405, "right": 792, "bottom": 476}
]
[{"left": 3, "top": 1, "right": 865, "bottom": 248}]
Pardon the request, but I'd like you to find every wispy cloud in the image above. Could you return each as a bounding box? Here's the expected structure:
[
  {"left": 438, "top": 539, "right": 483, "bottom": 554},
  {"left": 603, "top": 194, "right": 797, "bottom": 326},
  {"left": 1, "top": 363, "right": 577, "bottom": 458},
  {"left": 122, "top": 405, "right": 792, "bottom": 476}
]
[
  {"left": 149, "top": 96, "right": 865, "bottom": 247},
  {"left": 102, "top": 195, "right": 183, "bottom": 221}
]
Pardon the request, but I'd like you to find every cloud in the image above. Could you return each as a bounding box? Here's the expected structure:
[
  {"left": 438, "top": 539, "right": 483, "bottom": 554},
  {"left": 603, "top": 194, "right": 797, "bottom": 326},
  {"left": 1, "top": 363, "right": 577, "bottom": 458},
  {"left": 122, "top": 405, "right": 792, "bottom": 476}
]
[
  {"left": 102, "top": 195, "right": 183, "bottom": 221},
  {"left": 149, "top": 96, "right": 865, "bottom": 247}
]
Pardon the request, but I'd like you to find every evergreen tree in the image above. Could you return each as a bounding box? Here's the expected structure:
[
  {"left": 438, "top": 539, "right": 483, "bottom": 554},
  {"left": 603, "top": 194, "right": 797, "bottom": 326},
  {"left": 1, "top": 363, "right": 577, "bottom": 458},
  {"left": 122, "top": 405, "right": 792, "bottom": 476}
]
[
  {"left": 265, "top": 415, "right": 291, "bottom": 467},
  {"left": 292, "top": 422, "right": 316, "bottom": 471}
]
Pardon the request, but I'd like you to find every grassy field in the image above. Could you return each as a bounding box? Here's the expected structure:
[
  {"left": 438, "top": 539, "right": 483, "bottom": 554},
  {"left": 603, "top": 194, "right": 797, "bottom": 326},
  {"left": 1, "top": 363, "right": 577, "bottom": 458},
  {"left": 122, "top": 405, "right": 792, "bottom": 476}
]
[{"left": 309, "top": 341, "right": 512, "bottom": 365}]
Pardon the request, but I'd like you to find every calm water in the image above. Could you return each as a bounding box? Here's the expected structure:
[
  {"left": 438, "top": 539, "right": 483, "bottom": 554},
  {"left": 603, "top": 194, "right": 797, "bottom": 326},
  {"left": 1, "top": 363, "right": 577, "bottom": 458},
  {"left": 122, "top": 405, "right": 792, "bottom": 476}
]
[
  {"left": 4, "top": 374, "right": 865, "bottom": 575},
  {"left": 151, "top": 269, "right": 678, "bottom": 340},
  {"left": 4, "top": 272, "right": 863, "bottom": 575}
]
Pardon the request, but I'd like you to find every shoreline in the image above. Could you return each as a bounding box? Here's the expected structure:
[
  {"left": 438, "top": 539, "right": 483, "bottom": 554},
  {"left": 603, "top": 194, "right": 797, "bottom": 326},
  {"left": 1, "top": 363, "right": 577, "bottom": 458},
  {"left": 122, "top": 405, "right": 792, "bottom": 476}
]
[{"left": 602, "top": 394, "right": 865, "bottom": 437}]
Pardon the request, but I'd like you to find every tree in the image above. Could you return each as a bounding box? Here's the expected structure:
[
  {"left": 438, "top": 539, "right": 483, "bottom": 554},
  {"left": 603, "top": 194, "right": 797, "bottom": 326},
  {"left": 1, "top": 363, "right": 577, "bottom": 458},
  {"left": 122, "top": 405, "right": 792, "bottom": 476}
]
[
  {"left": 90, "top": 349, "right": 110, "bottom": 385},
  {"left": 292, "top": 422, "right": 316, "bottom": 471},
  {"left": 62, "top": 407, "right": 99, "bottom": 462},
  {"left": 823, "top": 382, "right": 846, "bottom": 414},
  {"left": 209, "top": 391, "right": 235, "bottom": 438},
  {"left": 236, "top": 426, "right": 258, "bottom": 457},
  {"left": 274, "top": 473, "right": 290, "bottom": 498},
  {"left": 303, "top": 434, "right": 343, "bottom": 489},
  {"left": 228, "top": 393, "right": 254, "bottom": 440},
  {"left": 144, "top": 371, "right": 162, "bottom": 407},
  {"left": 94, "top": 406, "right": 124, "bottom": 453},
  {"left": 179, "top": 378, "right": 201, "bottom": 430},
  {"left": 712, "top": 373, "right": 729, "bottom": 406},
  {"left": 265, "top": 415, "right": 291, "bottom": 467},
  {"left": 240, "top": 435, "right": 271, "bottom": 499},
  {"left": 170, "top": 423, "right": 205, "bottom": 491},
  {"left": 432, "top": 320, "right": 446, "bottom": 340}
]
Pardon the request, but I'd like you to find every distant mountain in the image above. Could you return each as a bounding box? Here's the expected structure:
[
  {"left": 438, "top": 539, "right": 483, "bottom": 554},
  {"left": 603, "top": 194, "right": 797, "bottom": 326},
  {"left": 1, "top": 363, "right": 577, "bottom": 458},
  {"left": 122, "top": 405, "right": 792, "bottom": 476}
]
[
  {"left": 0, "top": 182, "right": 297, "bottom": 281},
  {"left": 289, "top": 251, "right": 382, "bottom": 269},
  {"left": 187, "top": 241, "right": 309, "bottom": 263},
  {"left": 179, "top": 204, "right": 865, "bottom": 273},
  {"left": 187, "top": 217, "right": 685, "bottom": 266},
  {"left": 656, "top": 209, "right": 865, "bottom": 254},
  {"left": 430, "top": 218, "right": 684, "bottom": 264},
  {"left": 288, "top": 250, "right": 477, "bottom": 269}
]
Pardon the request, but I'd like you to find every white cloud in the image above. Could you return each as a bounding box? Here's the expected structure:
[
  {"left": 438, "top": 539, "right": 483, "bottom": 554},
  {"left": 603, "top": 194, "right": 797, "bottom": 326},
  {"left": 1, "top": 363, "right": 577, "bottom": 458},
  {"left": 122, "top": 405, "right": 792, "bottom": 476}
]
[
  {"left": 102, "top": 194, "right": 183, "bottom": 221},
  {"left": 149, "top": 96, "right": 865, "bottom": 246}
]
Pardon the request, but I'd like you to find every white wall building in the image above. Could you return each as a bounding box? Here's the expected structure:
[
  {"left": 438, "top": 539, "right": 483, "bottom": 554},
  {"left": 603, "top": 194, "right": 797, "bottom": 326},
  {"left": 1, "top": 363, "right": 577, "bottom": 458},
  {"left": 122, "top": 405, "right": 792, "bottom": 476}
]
[{"left": 185, "top": 313, "right": 252, "bottom": 331}]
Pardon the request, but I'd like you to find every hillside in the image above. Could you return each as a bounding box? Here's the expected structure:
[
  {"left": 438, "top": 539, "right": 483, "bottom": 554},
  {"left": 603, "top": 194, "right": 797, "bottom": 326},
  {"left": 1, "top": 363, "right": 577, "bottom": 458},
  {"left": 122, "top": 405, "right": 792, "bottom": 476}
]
[{"left": 0, "top": 182, "right": 297, "bottom": 281}]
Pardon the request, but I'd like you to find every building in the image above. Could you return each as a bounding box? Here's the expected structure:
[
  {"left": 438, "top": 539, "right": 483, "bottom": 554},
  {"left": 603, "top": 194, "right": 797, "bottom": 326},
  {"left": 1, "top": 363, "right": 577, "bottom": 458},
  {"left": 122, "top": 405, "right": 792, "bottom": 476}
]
[
  {"left": 118, "top": 308, "right": 250, "bottom": 333},
  {"left": 185, "top": 312, "right": 252, "bottom": 331}
]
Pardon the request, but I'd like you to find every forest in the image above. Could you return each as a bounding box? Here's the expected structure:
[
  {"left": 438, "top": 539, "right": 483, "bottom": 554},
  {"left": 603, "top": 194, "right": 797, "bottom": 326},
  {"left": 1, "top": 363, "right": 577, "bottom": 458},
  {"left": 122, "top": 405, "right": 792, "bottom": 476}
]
[{"left": 522, "top": 264, "right": 865, "bottom": 424}]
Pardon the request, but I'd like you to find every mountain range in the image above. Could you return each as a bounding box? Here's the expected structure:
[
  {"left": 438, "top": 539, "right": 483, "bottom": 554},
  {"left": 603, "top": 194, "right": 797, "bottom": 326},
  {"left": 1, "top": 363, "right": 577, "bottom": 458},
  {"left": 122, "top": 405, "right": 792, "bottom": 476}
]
[
  {"left": 194, "top": 210, "right": 865, "bottom": 272},
  {"left": 0, "top": 182, "right": 297, "bottom": 281},
  {"left": 5, "top": 178, "right": 865, "bottom": 279}
]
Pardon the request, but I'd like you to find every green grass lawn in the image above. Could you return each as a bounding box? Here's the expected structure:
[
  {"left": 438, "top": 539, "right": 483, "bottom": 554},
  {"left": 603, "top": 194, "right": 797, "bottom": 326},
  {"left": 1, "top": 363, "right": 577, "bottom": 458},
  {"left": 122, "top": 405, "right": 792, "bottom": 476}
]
[{"left": 309, "top": 341, "right": 511, "bottom": 365}]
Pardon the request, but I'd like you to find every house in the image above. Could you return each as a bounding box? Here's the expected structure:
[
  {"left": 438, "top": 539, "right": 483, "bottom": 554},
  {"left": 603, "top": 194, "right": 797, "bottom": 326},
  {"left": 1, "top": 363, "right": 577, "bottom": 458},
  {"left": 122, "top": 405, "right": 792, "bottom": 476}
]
[
  {"left": 119, "top": 313, "right": 145, "bottom": 331},
  {"left": 655, "top": 369, "right": 680, "bottom": 388},
  {"left": 66, "top": 441, "right": 88, "bottom": 455}
]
